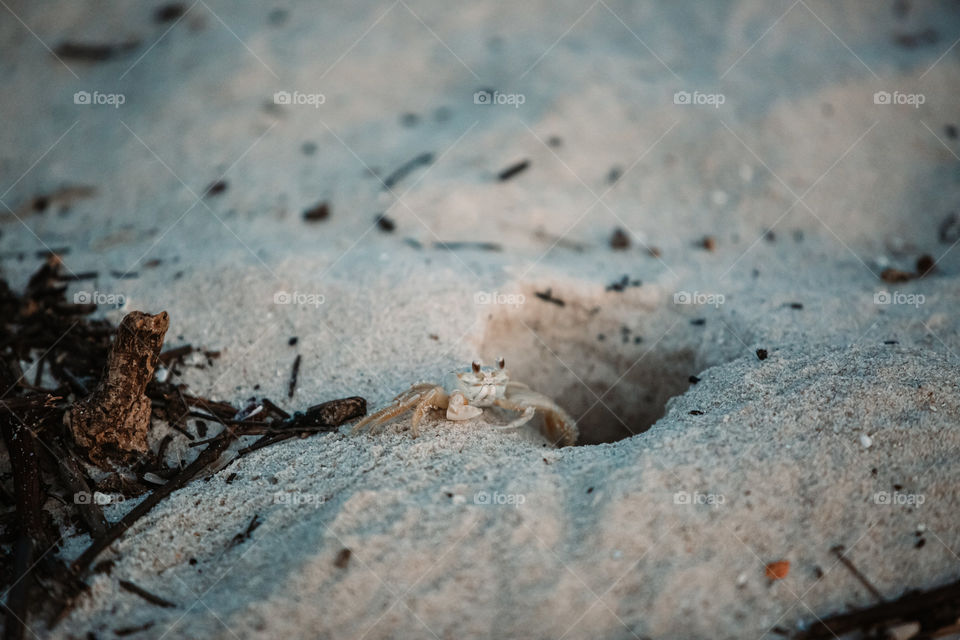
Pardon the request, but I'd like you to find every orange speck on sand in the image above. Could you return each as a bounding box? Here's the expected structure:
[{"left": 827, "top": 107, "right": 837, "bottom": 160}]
[{"left": 765, "top": 560, "right": 790, "bottom": 580}]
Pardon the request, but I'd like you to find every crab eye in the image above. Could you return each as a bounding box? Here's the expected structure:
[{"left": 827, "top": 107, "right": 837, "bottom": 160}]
[
  {"left": 497, "top": 357, "right": 505, "bottom": 369},
  {"left": 472, "top": 361, "right": 481, "bottom": 373}
]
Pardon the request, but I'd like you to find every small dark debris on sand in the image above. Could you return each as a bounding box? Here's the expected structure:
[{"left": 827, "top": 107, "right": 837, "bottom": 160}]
[
  {"left": 383, "top": 152, "right": 434, "bottom": 189},
  {"left": 6, "top": 185, "right": 96, "bottom": 219},
  {"left": 690, "top": 318, "right": 706, "bottom": 326},
  {"left": 288, "top": 354, "right": 302, "bottom": 398},
  {"left": 893, "top": 27, "right": 939, "bottom": 48},
  {"left": 154, "top": 3, "right": 186, "bottom": 23},
  {"left": 880, "top": 267, "right": 915, "bottom": 284},
  {"left": 204, "top": 180, "right": 228, "bottom": 197},
  {"left": 532, "top": 228, "right": 587, "bottom": 252},
  {"left": 55, "top": 40, "right": 140, "bottom": 62},
  {"left": 609, "top": 228, "right": 630, "bottom": 250},
  {"left": 118, "top": 580, "right": 176, "bottom": 609},
  {"left": 945, "top": 124, "right": 958, "bottom": 140},
  {"left": 688, "top": 375, "right": 701, "bottom": 384},
  {"left": 375, "top": 214, "right": 396, "bottom": 232},
  {"left": 700, "top": 236, "right": 716, "bottom": 251},
  {"left": 334, "top": 548, "right": 352, "bottom": 569},
  {"left": 114, "top": 621, "right": 156, "bottom": 636},
  {"left": 433, "top": 241, "right": 501, "bottom": 252},
  {"left": 303, "top": 201, "right": 330, "bottom": 222},
  {"left": 498, "top": 159, "right": 530, "bottom": 182},
  {"left": 916, "top": 254, "right": 935, "bottom": 276},
  {"left": 534, "top": 288, "right": 565, "bottom": 307},
  {"left": 880, "top": 253, "right": 935, "bottom": 284},
  {"left": 939, "top": 212, "right": 960, "bottom": 244},
  {"left": 756, "top": 348, "right": 769, "bottom": 361},
  {"left": 605, "top": 275, "right": 641, "bottom": 292},
  {"left": 229, "top": 514, "right": 263, "bottom": 548}
]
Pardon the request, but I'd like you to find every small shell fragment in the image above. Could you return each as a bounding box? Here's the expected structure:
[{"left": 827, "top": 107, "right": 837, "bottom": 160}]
[{"left": 765, "top": 560, "right": 790, "bottom": 580}]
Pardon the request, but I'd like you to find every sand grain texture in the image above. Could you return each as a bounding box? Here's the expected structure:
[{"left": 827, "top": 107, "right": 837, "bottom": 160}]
[{"left": 1, "top": 0, "right": 958, "bottom": 638}]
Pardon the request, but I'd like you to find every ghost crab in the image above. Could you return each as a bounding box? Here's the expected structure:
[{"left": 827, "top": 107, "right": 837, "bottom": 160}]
[{"left": 351, "top": 359, "right": 578, "bottom": 446}]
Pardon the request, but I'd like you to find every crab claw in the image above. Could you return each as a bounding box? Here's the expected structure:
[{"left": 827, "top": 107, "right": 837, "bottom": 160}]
[
  {"left": 446, "top": 390, "right": 483, "bottom": 421},
  {"left": 447, "top": 404, "right": 483, "bottom": 421}
]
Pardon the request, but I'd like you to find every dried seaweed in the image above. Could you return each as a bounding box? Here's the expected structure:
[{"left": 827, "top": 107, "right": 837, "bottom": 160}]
[{"left": 0, "top": 257, "right": 367, "bottom": 637}]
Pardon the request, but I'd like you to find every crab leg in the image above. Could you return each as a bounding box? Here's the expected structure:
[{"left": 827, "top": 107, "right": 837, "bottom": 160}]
[
  {"left": 491, "top": 398, "right": 536, "bottom": 430},
  {"left": 495, "top": 382, "right": 579, "bottom": 446},
  {"left": 352, "top": 383, "right": 438, "bottom": 434},
  {"left": 410, "top": 386, "right": 449, "bottom": 437}
]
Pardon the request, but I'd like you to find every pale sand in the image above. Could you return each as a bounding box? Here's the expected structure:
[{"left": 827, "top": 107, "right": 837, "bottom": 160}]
[{"left": 2, "top": 1, "right": 959, "bottom": 638}]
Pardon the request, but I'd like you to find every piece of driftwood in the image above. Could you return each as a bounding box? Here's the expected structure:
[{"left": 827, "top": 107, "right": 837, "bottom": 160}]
[{"left": 66, "top": 311, "right": 169, "bottom": 468}]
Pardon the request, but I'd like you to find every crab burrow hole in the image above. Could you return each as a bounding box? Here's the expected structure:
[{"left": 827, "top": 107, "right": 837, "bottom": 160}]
[{"left": 475, "top": 280, "right": 725, "bottom": 445}]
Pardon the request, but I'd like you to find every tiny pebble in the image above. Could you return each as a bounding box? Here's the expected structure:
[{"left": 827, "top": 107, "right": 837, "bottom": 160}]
[
  {"left": 610, "top": 228, "right": 631, "bottom": 250},
  {"left": 860, "top": 433, "right": 873, "bottom": 448}
]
